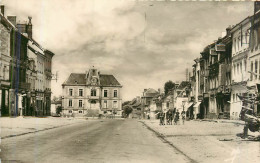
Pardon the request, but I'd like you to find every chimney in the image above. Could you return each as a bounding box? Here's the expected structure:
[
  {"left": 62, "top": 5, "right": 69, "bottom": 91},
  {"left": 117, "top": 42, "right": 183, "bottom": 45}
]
[
  {"left": 226, "top": 25, "right": 232, "bottom": 36},
  {"left": 1, "top": 5, "right": 4, "bottom": 16},
  {"left": 7, "top": 16, "right": 16, "bottom": 26},
  {"left": 17, "top": 23, "right": 27, "bottom": 33},
  {"left": 26, "top": 16, "right": 33, "bottom": 38}
]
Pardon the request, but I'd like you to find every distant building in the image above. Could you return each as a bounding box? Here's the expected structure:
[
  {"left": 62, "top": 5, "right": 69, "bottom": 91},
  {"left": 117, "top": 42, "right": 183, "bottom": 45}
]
[
  {"left": 141, "top": 88, "right": 159, "bottom": 118},
  {"left": 51, "top": 99, "right": 62, "bottom": 116},
  {"left": 61, "top": 67, "right": 122, "bottom": 117}
]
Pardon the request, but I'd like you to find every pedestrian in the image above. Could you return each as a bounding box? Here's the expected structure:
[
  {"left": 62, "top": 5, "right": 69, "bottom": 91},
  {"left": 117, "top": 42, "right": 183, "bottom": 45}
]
[
  {"left": 159, "top": 111, "right": 163, "bottom": 125},
  {"left": 167, "top": 110, "right": 173, "bottom": 125},
  {"left": 181, "top": 110, "right": 185, "bottom": 125},
  {"left": 174, "top": 110, "right": 180, "bottom": 125},
  {"left": 160, "top": 111, "right": 165, "bottom": 125}
]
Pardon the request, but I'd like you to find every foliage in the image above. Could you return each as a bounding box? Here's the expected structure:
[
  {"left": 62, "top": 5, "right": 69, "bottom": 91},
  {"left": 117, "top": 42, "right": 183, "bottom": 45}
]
[
  {"left": 164, "top": 80, "right": 175, "bottom": 95},
  {"left": 123, "top": 106, "right": 132, "bottom": 117},
  {"left": 122, "top": 101, "right": 131, "bottom": 106},
  {"left": 56, "top": 106, "right": 62, "bottom": 115}
]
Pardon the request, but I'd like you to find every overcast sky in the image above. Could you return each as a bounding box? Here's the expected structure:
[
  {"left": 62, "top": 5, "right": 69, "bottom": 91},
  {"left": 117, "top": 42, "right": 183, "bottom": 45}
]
[{"left": 1, "top": 0, "right": 254, "bottom": 101}]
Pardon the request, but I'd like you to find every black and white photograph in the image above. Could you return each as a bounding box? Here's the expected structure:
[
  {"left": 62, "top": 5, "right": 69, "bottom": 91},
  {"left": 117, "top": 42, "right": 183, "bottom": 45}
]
[{"left": 0, "top": 0, "right": 259, "bottom": 162}]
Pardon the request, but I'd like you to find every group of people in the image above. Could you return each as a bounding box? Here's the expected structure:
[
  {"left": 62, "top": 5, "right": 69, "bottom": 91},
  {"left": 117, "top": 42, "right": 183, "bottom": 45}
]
[{"left": 158, "top": 109, "right": 186, "bottom": 125}]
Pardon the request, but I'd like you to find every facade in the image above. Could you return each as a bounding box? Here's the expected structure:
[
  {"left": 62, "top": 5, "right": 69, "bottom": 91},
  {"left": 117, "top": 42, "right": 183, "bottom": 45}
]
[
  {"left": 0, "top": 5, "right": 54, "bottom": 116},
  {"left": 175, "top": 81, "right": 192, "bottom": 114},
  {"left": 0, "top": 6, "right": 12, "bottom": 116},
  {"left": 247, "top": 6, "right": 260, "bottom": 116},
  {"left": 230, "top": 17, "right": 251, "bottom": 119},
  {"left": 62, "top": 68, "right": 122, "bottom": 117},
  {"left": 141, "top": 88, "right": 160, "bottom": 118}
]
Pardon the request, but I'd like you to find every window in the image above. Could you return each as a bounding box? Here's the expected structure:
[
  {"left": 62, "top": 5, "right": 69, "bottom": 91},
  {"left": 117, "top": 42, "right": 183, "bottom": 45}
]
[
  {"left": 69, "top": 89, "right": 73, "bottom": 96},
  {"left": 79, "top": 110, "right": 83, "bottom": 114},
  {"left": 259, "top": 60, "right": 260, "bottom": 79},
  {"left": 114, "top": 90, "right": 118, "bottom": 97},
  {"left": 244, "top": 59, "right": 247, "bottom": 71},
  {"left": 104, "top": 90, "right": 108, "bottom": 97},
  {"left": 79, "top": 89, "right": 83, "bottom": 96},
  {"left": 233, "top": 94, "right": 235, "bottom": 102},
  {"left": 91, "top": 100, "right": 96, "bottom": 104},
  {"left": 234, "top": 38, "right": 236, "bottom": 53},
  {"left": 69, "top": 110, "right": 72, "bottom": 113},
  {"left": 104, "top": 100, "right": 107, "bottom": 108},
  {"left": 79, "top": 100, "right": 83, "bottom": 107},
  {"left": 255, "top": 60, "right": 258, "bottom": 79},
  {"left": 113, "top": 101, "right": 118, "bottom": 108},
  {"left": 251, "top": 61, "right": 253, "bottom": 81},
  {"left": 91, "top": 89, "right": 96, "bottom": 96},
  {"left": 234, "top": 65, "right": 236, "bottom": 76},
  {"left": 69, "top": 99, "right": 72, "bottom": 107},
  {"left": 237, "top": 36, "right": 240, "bottom": 51},
  {"left": 237, "top": 63, "right": 239, "bottom": 75},
  {"left": 240, "top": 62, "right": 242, "bottom": 74}
]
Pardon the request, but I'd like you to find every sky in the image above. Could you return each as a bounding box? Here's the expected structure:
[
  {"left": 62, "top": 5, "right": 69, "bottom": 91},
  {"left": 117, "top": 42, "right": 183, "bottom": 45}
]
[{"left": 1, "top": 0, "right": 254, "bottom": 101}]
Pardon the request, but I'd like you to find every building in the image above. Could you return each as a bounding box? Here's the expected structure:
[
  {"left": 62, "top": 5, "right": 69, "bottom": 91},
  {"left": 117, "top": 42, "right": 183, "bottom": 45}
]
[
  {"left": 230, "top": 17, "right": 251, "bottom": 119},
  {"left": 0, "top": 5, "right": 12, "bottom": 116},
  {"left": 141, "top": 88, "right": 160, "bottom": 118},
  {"left": 247, "top": 3, "right": 260, "bottom": 116},
  {"left": 0, "top": 5, "right": 55, "bottom": 116},
  {"left": 61, "top": 67, "right": 122, "bottom": 117},
  {"left": 43, "top": 49, "right": 54, "bottom": 116},
  {"left": 175, "top": 81, "right": 193, "bottom": 115}
]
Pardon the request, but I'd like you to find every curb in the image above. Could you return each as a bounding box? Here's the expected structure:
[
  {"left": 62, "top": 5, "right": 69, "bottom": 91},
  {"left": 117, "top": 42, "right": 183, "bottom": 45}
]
[
  {"left": 1, "top": 121, "right": 84, "bottom": 139},
  {"left": 140, "top": 121, "right": 198, "bottom": 163}
]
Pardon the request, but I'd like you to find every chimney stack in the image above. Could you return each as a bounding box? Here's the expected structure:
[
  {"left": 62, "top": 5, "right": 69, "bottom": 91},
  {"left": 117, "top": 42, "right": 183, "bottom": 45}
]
[
  {"left": 26, "top": 16, "right": 33, "bottom": 39},
  {"left": 1, "top": 5, "right": 4, "bottom": 16},
  {"left": 226, "top": 25, "right": 232, "bottom": 36},
  {"left": 7, "top": 16, "right": 16, "bottom": 26}
]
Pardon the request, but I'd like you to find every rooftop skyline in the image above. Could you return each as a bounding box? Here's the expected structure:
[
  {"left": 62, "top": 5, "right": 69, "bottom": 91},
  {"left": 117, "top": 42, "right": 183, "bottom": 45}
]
[{"left": 2, "top": 0, "right": 254, "bottom": 101}]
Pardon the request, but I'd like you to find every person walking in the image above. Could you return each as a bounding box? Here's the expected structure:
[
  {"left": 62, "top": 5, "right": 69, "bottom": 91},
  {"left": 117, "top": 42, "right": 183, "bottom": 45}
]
[
  {"left": 159, "top": 111, "right": 164, "bottom": 125},
  {"left": 174, "top": 110, "right": 180, "bottom": 125},
  {"left": 181, "top": 110, "right": 186, "bottom": 125}
]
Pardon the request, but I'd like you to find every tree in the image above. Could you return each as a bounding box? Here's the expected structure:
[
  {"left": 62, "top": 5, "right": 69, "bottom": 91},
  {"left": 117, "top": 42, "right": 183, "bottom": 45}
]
[
  {"left": 123, "top": 106, "right": 132, "bottom": 118},
  {"left": 122, "top": 101, "right": 131, "bottom": 106},
  {"left": 56, "top": 106, "right": 62, "bottom": 115},
  {"left": 164, "top": 80, "right": 175, "bottom": 95}
]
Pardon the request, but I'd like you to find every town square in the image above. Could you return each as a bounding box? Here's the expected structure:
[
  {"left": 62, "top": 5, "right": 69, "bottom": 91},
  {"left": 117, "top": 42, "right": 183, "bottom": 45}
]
[{"left": 0, "top": 0, "right": 259, "bottom": 163}]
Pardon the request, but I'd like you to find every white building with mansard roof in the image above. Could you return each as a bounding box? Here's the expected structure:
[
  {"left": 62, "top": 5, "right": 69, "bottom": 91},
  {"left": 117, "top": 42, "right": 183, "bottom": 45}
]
[{"left": 61, "top": 67, "right": 122, "bottom": 117}]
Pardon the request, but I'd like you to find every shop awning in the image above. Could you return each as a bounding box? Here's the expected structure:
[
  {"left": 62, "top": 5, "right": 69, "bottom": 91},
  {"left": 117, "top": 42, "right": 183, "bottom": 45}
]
[
  {"left": 193, "top": 102, "right": 201, "bottom": 108},
  {"left": 185, "top": 102, "right": 193, "bottom": 110}
]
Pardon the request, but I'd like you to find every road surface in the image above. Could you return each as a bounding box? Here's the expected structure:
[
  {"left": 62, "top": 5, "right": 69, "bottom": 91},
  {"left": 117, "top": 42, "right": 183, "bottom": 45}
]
[{"left": 0, "top": 119, "right": 191, "bottom": 163}]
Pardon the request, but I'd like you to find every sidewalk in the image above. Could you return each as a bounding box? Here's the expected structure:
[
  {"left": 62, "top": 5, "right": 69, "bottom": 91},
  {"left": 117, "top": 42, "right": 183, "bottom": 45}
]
[
  {"left": 198, "top": 118, "right": 245, "bottom": 125},
  {"left": 142, "top": 119, "right": 260, "bottom": 163},
  {"left": 0, "top": 117, "right": 87, "bottom": 139}
]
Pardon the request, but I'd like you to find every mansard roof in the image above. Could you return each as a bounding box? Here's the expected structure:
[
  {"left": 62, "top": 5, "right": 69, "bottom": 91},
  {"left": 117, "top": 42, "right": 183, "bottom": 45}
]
[{"left": 62, "top": 73, "right": 122, "bottom": 87}]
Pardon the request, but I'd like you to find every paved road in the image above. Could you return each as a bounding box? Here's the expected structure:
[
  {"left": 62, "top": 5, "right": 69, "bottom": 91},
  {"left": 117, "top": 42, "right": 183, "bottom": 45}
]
[{"left": 0, "top": 119, "right": 190, "bottom": 163}]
